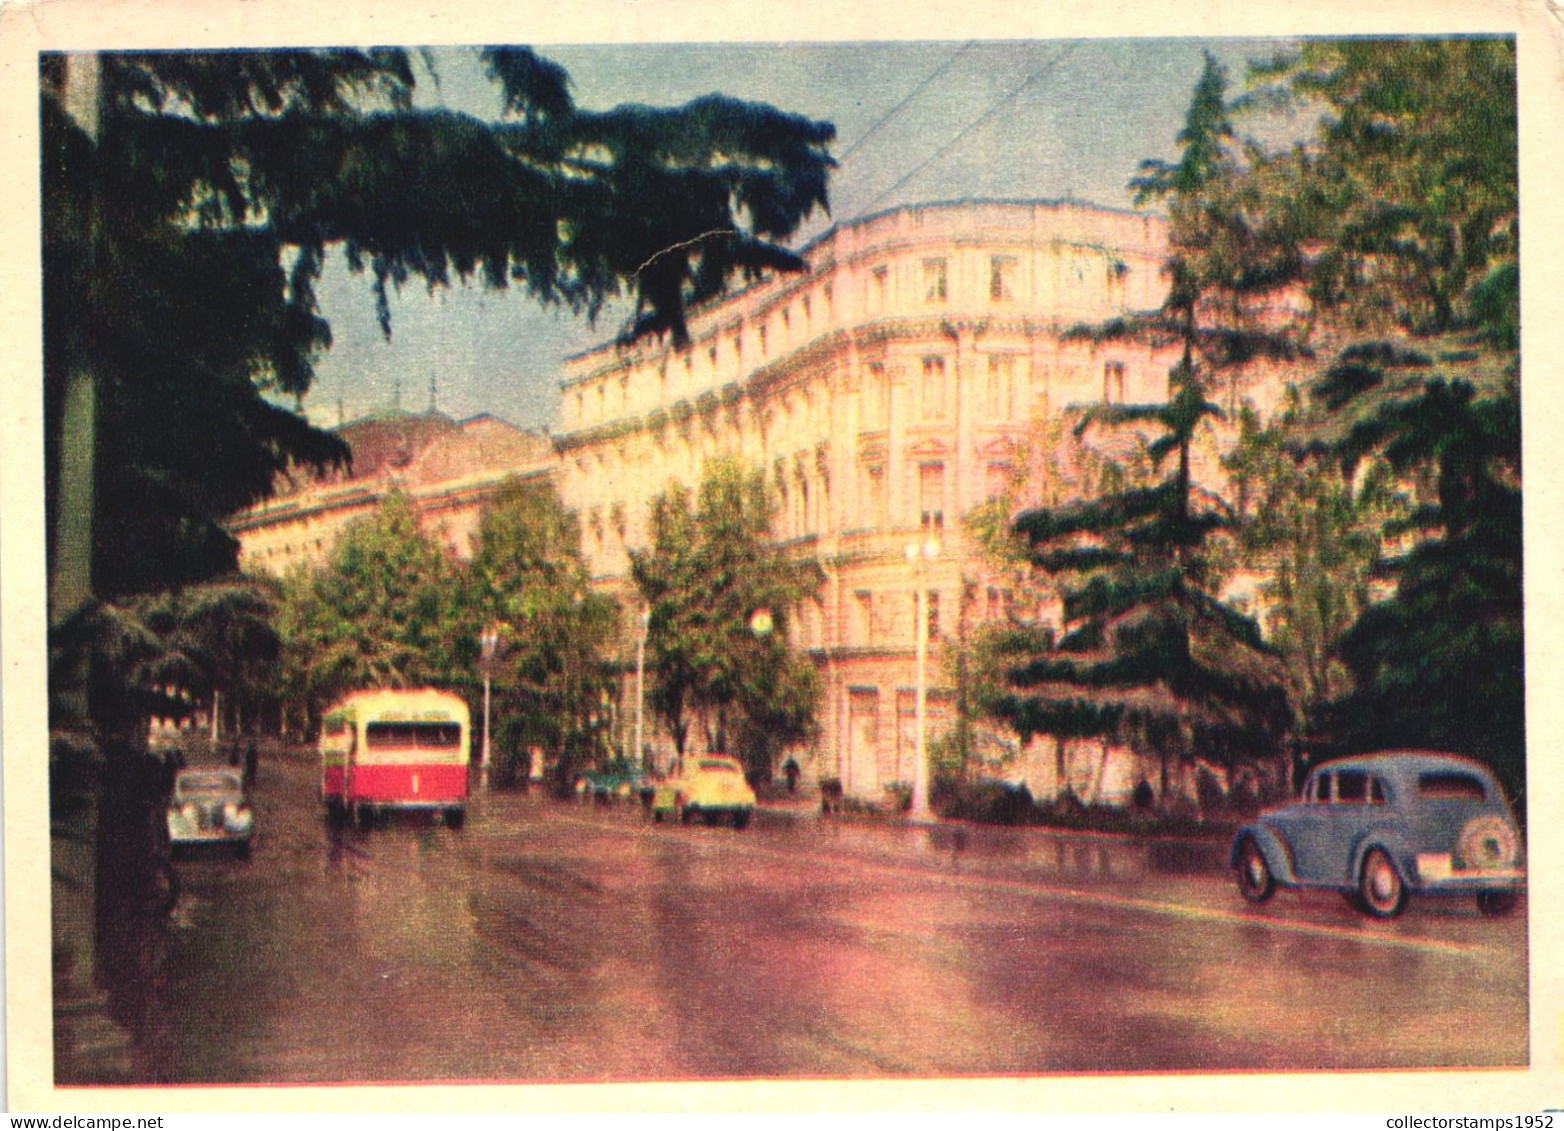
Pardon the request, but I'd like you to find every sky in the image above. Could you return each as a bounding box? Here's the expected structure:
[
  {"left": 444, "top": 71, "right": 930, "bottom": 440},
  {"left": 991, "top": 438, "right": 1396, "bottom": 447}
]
[{"left": 305, "top": 39, "right": 1303, "bottom": 433}]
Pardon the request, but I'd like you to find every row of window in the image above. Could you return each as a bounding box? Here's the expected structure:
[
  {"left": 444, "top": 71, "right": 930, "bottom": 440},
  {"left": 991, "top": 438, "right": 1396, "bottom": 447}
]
[
  {"left": 579, "top": 450, "right": 1020, "bottom": 569},
  {"left": 867, "top": 251, "right": 1128, "bottom": 313},
  {"left": 570, "top": 283, "right": 836, "bottom": 427},
  {"left": 859, "top": 355, "right": 1133, "bottom": 428},
  {"left": 569, "top": 246, "right": 1143, "bottom": 431},
  {"left": 847, "top": 585, "right": 1013, "bottom": 648}
]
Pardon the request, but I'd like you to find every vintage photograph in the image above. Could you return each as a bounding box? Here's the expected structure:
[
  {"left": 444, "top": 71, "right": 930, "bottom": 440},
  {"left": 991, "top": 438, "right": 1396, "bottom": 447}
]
[{"left": 6, "top": 0, "right": 1560, "bottom": 1114}]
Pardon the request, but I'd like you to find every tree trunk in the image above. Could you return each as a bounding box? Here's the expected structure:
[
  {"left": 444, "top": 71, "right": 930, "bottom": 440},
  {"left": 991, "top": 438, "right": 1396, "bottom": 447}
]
[
  {"left": 1091, "top": 739, "right": 1111, "bottom": 804},
  {"left": 50, "top": 54, "right": 102, "bottom": 647}
]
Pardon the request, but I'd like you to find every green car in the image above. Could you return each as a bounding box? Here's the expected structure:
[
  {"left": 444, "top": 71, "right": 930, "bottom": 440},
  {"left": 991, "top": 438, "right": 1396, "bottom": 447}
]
[{"left": 574, "top": 759, "right": 652, "bottom": 805}]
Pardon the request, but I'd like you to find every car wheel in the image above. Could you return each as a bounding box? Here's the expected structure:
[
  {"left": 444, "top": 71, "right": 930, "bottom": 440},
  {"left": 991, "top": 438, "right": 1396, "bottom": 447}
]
[
  {"left": 1358, "top": 848, "right": 1408, "bottom": 918},
  {"left": 733, "top": 808, "right": 751, "bottom": 831},
  {"left": 1234, "top": 838, "right": 1275, "bottom": 905},
  {"left": 1476, "top": 891, "right": 1520, "bottom": 917},
  {"left": 703, "top": 809, "right": 720, "bottom": 827},
  {"left": 236, "top": 841, "right": 252, "bottom": 861},
  {"left": 680, "top": 802, "right": 696, "bottom": 826}
]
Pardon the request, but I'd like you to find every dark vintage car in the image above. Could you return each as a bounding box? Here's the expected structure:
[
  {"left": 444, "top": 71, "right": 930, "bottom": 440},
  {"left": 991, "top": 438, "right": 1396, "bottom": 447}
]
[
  {"left": 166, "top": 766, "right": 254, "bottom": 859},
  {"left": 575, "top": 759, "right": 652, "bottom": 805},
  {"left": 1230, "top": 751, "right": 1524, "bottom": 918}
]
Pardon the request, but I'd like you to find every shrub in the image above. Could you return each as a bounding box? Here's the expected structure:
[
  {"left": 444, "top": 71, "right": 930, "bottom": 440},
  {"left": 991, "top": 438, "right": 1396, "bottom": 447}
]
[{"left": 937, "top": 779, "right": 1035, "bottom": 826}]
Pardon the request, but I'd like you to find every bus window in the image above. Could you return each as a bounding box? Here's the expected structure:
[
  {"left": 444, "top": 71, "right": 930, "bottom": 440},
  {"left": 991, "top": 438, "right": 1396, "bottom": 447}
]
[{"left": 365, "top": 722, "right": 464, "bottom": 749}]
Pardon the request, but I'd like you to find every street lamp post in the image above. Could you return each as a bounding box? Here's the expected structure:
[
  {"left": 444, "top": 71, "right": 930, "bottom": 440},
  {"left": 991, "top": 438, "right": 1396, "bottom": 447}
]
[
  {"left": 479, "top": 624, "right": 500, "bottom": 789},
  {"left": 634, "top": 607, "right": 650, "bottom": 768},
  {"left": 905, "top": 537, "right": 940, "bottom": 821}
]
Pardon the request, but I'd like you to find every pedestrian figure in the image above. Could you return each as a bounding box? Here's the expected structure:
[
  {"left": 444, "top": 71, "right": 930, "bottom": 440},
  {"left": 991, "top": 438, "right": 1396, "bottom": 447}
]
[{"left": 783, "top": 756, "right": 800, "bottom": 794}]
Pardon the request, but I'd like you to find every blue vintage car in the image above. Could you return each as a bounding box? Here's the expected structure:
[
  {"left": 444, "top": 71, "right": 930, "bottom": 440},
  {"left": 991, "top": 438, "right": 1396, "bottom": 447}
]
[{"left": 1230, "top": 752, "right": 1524, "bottom": 918}]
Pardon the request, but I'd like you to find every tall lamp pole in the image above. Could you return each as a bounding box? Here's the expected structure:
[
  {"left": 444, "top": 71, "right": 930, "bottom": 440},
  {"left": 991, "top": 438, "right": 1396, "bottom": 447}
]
[
  {"left": 905, "top": 537, "right": 940, "bottom": 821},
  {"left": 634, "top": 608, "right": 650, "bottom": 768},
  {"left": 479, "top": 624, "right": 500, "bottom": 789}
]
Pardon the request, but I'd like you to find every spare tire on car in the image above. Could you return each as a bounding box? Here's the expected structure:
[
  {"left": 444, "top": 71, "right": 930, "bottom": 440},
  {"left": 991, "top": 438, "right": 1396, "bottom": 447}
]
[{"left": 1456, "top": 816, "right": 1518, "bottom": 871}]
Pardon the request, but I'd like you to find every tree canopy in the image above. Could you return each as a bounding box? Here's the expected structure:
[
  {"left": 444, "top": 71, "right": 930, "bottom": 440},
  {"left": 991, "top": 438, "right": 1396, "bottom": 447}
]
[
  {"left": 630, "top": 457, "right": 823, "bottom": 779},
  {"left": 1233, "top": 40, "right": 1523, "bottom": 804},
  {"left": 464, "top": 477, "right": 619, "bottom": 791},
  {"left": 41, "top": 48, "right": 836, "bottom": 606},
  {"left": 277, "top": 489, "right": 462, "bottom": 707}
]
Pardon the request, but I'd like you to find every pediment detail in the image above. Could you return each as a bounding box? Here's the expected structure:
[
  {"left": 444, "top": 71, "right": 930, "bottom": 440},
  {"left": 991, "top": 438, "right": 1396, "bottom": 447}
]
[{"left": 977, "top": 436, "right": 1020, "bottom": 459}]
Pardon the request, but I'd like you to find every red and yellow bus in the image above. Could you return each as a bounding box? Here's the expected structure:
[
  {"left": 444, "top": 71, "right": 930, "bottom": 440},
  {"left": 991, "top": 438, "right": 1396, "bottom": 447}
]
[{"left": 319, "top": 689, "right": 471, "bottom": 828}]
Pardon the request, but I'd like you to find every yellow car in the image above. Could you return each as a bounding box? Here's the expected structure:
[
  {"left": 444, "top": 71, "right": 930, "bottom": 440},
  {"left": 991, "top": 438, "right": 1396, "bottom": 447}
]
[{"left": 650, "top": 754, "right": 756, "bottom": 829}]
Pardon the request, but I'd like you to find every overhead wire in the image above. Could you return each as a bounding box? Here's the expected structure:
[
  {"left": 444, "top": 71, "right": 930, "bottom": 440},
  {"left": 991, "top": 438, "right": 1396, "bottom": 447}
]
[
  {"left": 853, "top": 41, "right": 1082, "bottom": 220},
  {"left": 834, "top": 40, "right": 977, "bottom": 167}
]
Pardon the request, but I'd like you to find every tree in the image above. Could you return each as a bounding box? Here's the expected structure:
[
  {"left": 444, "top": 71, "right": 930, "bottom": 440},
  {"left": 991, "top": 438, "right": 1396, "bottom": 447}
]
[
  {"left": 464, "top": 476, "right": 619, "bottom": 791},
  {"left": 46, "top": 573, "right": 283, "bottom": 749},
  {"left": 1322, "top": 365, "right": 1523, "bottom": 808},
  {"left": 630, "top": 457, "right": 823, "bottom": 781},
  {"left": 1243, "top": 39, "right": 1517, "bottom": 340},
  {"left": 991, "top": 53, "right": 1292, "bottom": 806},
  {"left": 41, "top": 48, "right": 835, "bottom": 613},
  {"left": 131, "top": 574, "right": 284, "bottom": 738},
  {"left": 277, "top": 489, "right": 464, "bottom": 711},
  {"left": 1233, "top": 40, "right": 1523, "bottom": 806},
  {"left": 1224, "top": 400, "right": 1404, "bottom": 782}
]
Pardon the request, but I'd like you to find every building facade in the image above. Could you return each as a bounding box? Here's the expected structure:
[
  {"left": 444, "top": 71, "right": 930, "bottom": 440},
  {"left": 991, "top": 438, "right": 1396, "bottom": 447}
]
[
  {"left": 556, "top": 200, "right": 1194, "bottom": 796},
  {"left": 231, "top": 411, "right": 553, "bottom": 576}
]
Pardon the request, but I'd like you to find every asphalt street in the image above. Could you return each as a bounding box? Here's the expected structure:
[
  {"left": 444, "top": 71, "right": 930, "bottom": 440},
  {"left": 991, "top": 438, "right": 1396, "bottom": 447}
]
[{"left": 89, "top": 747, "right": 1529, "bottom": 1085}]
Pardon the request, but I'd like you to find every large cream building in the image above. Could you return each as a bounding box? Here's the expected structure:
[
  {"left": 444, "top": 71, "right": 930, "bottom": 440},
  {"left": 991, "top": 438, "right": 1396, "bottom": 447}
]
[
  {"left": 233, "top": 200, "right": 1290, "bottom": 802},
  {"left": 555, "top": 199, "right": 1187, "bottom": 796}
]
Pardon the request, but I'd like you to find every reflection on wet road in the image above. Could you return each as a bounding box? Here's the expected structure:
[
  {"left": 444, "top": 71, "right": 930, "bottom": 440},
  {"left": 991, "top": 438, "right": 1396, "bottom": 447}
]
[{"left": 119, "top": 749, "right": 1527, "bottom": 1085}]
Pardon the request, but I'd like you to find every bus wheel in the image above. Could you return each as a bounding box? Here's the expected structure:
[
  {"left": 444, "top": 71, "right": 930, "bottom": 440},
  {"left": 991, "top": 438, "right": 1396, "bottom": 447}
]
[
  {"left": 445, "top": 807, "right": 465, "bottom": 830},
  {"left": 354, "top": 804, "right": 374, "bottom": 830}
]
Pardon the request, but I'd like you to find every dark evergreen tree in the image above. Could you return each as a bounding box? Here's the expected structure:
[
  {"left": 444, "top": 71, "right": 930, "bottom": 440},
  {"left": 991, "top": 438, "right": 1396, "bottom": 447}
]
[
  {"left": 1318, "top": 358, "right": 1523, "bottom": 811},
  {"left": 41, "top": 48, "right": 835, "bottom": 608},
  {"left": 992, "top": 53, "right": 1291, "bottom": 805}
]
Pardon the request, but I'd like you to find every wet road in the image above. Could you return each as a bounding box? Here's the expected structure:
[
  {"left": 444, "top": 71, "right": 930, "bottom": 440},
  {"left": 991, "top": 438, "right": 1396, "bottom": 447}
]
[{"left": 126, "top": 748, "right": 1527, "bottom": 1084}]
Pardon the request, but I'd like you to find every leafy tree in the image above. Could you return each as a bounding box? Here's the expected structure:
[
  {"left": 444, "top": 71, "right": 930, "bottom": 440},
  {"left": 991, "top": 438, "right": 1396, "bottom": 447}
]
[
  {"left": 630, "top": 457, "right": 823, "bottom": 781},
  {"left": 1224, "top": 401, "right": 1404, "bottom": 782},
  {"left": 464, "top": 477, "right": 619, "bottom": 791},
  {"left": 131, "top": 575, "right": 284, "bottom": 738},
  {"left": 1243, "top": 39, "right": 1517, "bottom": 339},
  {"left": 47, "top": 574, "right": 282, "bottom": 744},
  {"left": 991, "top": 53, "right": 1292, "bottom": 805},
  {"left": 1234, "top": 40, "right": 1523, "bottom": 805},
  {"left": 41, "top": 47, "right": 835, "bottom": 614},
  {"left": 277, "top": 489, "right": 464, "bottom": 711}
]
